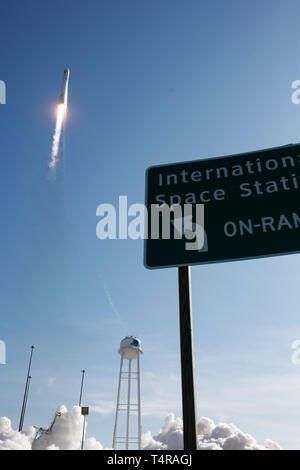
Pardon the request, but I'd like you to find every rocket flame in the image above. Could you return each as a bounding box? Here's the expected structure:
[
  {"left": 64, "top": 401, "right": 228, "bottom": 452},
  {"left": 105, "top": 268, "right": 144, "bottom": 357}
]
[{"left": 49, "top": 103, "right": 66, "bottom": 170}]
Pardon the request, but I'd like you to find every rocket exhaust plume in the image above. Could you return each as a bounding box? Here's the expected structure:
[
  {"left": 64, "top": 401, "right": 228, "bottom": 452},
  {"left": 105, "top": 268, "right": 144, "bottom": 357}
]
[
  {"left": 49, "top": 69, "right": 70, "bottom": 171},
  {"left": 49, "top": 103, "right": 66, "bottom": 170}
]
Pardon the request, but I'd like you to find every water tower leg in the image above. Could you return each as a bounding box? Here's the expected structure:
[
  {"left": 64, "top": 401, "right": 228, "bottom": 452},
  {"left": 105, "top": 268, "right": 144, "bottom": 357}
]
[
  {"left": 125, "top": 359, "right": 132, "bottom": 450},
  {"left": 137, "top": 353, "right": 142, "bottom": 450},
  {"left": 112, "top": 355, "right": 124, "bottom": 449}
]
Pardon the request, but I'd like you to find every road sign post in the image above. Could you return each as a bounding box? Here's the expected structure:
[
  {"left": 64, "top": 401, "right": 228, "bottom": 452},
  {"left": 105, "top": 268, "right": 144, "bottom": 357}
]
[
  {"left": 144, "top": 143, "right": 300, "bottom": 451},
  {"left": 178, "top": 266, "right": 198, "bottom": 450}
]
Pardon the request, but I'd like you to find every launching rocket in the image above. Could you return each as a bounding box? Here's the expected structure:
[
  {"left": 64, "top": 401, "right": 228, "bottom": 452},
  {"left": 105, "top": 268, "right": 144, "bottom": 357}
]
[{"left": 59, "top": 68, "right": 70, "bottom": 106}]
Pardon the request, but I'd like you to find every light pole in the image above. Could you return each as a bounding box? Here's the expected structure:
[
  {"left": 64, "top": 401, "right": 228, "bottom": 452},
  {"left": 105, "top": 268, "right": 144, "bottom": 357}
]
[{"left": 19, "top": 345, "right": 35, "bottom": 432}]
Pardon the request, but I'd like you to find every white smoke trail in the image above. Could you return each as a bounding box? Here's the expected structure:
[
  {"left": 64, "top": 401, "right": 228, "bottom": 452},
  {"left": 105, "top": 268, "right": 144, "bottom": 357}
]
[{"left": 49, "top": 104, "right": 66, "bottom": 171}]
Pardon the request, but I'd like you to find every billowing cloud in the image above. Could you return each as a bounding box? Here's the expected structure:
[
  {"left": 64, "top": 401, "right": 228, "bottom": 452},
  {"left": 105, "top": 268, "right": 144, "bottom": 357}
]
[
  {"left": 33, "top": 406, "right": 103, "bottom": 450},
  {"left": 142, "top": 414, "right": 281, "bottom": 450},
  {"left": 0, "top": 407, "right": 281, "bottom": 450},
  {"left": 0, "top": 406, "right": 104, "bottom": 451},
  {"left": 0, "top": 417, "right": 35, "bottom": 450}
]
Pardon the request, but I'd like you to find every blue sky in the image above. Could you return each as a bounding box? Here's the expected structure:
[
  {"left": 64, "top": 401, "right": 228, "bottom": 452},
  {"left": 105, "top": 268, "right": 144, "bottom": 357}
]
[{"left": 1, "top": 0, "right": 300, "bottom": 449}]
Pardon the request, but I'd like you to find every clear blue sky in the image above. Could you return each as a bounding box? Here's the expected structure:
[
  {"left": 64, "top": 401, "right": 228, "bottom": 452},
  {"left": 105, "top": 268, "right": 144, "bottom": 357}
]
[{"left": 1, "top": 0, "right": 300, "bottom": 449}]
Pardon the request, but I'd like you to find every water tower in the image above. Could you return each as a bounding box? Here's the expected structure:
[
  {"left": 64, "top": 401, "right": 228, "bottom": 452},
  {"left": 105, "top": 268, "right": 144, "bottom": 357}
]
[{"left": 112, "top": 336, "right": 143, "bottom": 450}]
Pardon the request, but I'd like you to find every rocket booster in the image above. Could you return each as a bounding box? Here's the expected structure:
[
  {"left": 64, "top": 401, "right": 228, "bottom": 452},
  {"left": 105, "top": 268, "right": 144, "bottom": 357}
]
[{"left": 59, "top": 68, "right": 70, "bottom": 105}]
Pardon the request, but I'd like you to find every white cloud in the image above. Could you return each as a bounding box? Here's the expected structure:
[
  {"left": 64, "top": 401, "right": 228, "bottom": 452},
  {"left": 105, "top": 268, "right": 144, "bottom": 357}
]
[
  {"left": 0, "top": 417, "right": 35, "bottom": 450},
  {"left": 91, "top": 401, "right": 115, "bottom": 416},
  {"left": 0, "top": 407, "right": 281, "bottom": 450},
  {"left": 33, "top": 406, "right": 104, "bottom": 450},
  {"left": 142, "top": 414, "right": 281, "bottom": 450},
  {"left": 47, "top": 376, "right": 56, "bottom": 387},
  {"left": 0, "top": 406, "right": 105, "bottom": 451}
]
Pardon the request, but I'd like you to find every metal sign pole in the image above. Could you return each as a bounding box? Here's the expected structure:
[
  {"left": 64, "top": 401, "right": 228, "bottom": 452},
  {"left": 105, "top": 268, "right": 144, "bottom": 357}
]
[
  {"left": 81, "top": 415, "right": 86, "bottom": 450},
  {"left": 81, "top": 407, "right": 89, "bottom": 450},
  {"left": 79, "top": 369, "right": 85, "bottom": 407},
  {"left": 178, "top": 266, "right": 198, "bottom": 450}
]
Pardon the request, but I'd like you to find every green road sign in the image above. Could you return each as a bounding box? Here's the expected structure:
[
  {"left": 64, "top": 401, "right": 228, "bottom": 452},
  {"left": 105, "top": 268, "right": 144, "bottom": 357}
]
[{"left": 145, "top": 144, "right": 300, "bottom": 269}]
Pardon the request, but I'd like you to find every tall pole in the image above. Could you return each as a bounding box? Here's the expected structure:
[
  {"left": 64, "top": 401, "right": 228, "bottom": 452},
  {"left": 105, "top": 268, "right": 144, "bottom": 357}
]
[
  {"left": 23, "top": 375, "right": 32, "bottom": 415},
  {"left": 79, "top": 369, "right": 85, "bottom": 407},
  {"left": 20, "top": 375, "right": 31, "bottom": 431},
  {"left": 19, "top": 345, "right": 35, "bottom": 432},
  {"left": 125, "top": 359, "right": 132, "bottom": 450},
  {"left": 112, "top": 355, "right": 124, "bottom": 449},
  {"left": 81, "top": 415, "right": 86, "bottom": 450},
  {"left": 79, "top": 369, "right": 86, "bottom": 450},
  {"left": 178, "top": 266, "right": 198, "bottom": 450},
  {"left": 137, "top": 353, "right": 142, "bottom": 450}
]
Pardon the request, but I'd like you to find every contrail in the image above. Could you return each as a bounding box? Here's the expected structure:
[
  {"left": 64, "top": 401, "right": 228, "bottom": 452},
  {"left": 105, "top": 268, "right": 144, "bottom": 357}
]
[
  {"left": 49, "top": 103, "right": 66, "bottom": 170},
  {"left": 98, "top": 274, "right": 126, "bottom": 328},
  {"left": 48, "top": 69, "right": 70, "bottom": 172},
  {"left": 103, "top": 282, "right": 123, "bottom": 325}
]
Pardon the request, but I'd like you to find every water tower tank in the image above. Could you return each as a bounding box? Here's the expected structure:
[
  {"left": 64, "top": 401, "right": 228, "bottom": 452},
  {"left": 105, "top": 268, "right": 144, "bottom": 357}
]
[{"left": 118, "top": 336, "right": 143, "bottom": 360}]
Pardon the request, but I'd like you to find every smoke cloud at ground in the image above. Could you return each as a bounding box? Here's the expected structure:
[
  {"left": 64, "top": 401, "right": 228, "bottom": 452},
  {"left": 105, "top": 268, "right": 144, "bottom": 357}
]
[
  {"left": 0, "top": 406, "right": 281, "bottom": 450},
  {"left": 142, "top": 414, "right": 281, "bottom": 450},
  {"left": 0, "top": 406, "right": 103, "bottom": 450}
]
